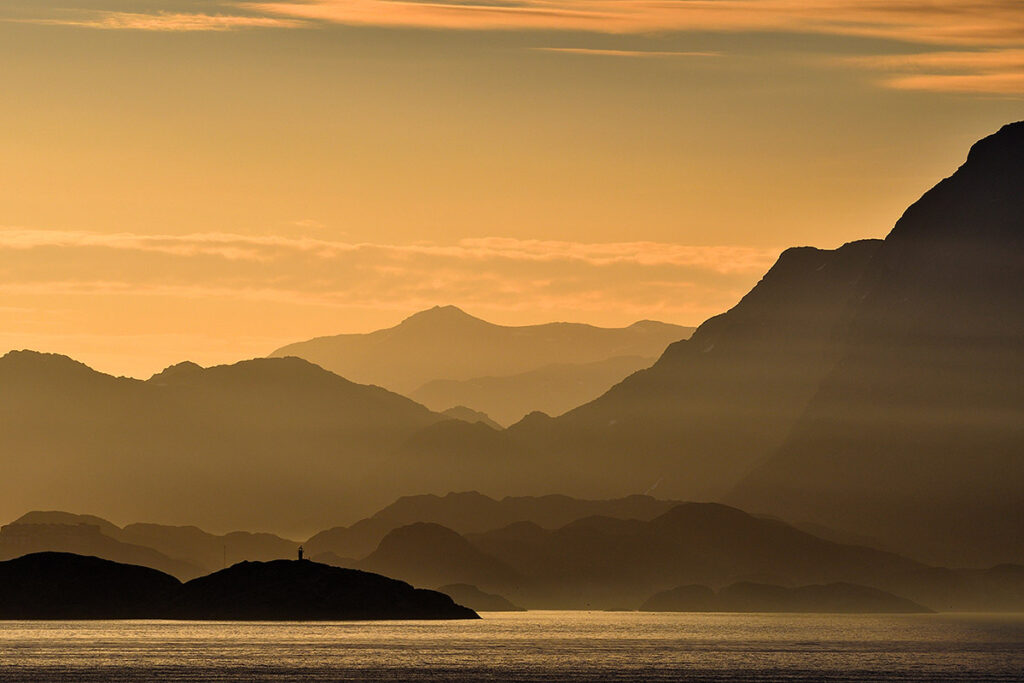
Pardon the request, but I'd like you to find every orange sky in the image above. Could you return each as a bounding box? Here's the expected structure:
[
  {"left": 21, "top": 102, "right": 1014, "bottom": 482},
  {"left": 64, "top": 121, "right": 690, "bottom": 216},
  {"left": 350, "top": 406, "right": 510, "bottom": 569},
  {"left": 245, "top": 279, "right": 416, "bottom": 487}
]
[{"left": 1, "top": 1, "right": 1022, "bottom": 377}]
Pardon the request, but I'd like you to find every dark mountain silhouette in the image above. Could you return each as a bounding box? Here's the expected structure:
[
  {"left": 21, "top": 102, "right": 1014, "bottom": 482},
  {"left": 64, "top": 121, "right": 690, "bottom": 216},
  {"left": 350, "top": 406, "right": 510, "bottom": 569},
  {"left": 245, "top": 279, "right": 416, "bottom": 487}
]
[
  {"left": 174, "top": 559, "right": 478, "bottom": 620},
  {"left": 346, "top": 501, "right": 1023, "bottom": 611},
  {"left": 330, "top": 502, "right": 926, "bottom": 609},
  {"left": 729, "top": 121, "right": 1024, "bottom": 566},
  {"left": 505, "top": 239, "right": 883, "bottom": 501},
  {"left": 373, "top": 491, "right": 683, "bottom": 534},
  {"left": 0, "top": 552, "right": 180, "bottom": 619},
  {"left": 305, "top": 519, "right": 398, "bottom": 565},
  {"left": 4, "top": 512, "right": 299, "bottom": 579},
  {"left": 0, "top": 352, "right": 444, "bottom": 534},
  {"left": 305, "top": 491, "right": 684, "bottom": 559},
  {"left": 412, "top": 355, "right": 661, "bottom": 426},
  {"left": 270, "top": 305, "right": 692, "bottom": 395},
  {"left": 118, "top": 524, "right": 299, "bottom": 575},
  {"left": 465, "top": 503, "right": 923, "bottom": 608},
  {"left": 0, "top": 553, "right": 477, "bottom": 620},
  {"left": 437, "top": 583, "right": 525, "bottom": 612},
  {"left": 358, "top": 523, "right": 521, "bottom": 593},
  {"left": 0, "top": 522, "right": 203, "bottom": 579},
  {"left": 640, "top": 581, "right": 930, "bottom": 613}
]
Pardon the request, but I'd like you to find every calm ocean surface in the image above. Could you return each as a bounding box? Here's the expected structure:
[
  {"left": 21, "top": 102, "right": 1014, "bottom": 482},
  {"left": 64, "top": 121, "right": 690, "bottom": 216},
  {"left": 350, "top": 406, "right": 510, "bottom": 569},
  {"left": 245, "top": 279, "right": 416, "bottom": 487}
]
[{"left": 1, "top": 611, "right": 1022, "bottom": 681}]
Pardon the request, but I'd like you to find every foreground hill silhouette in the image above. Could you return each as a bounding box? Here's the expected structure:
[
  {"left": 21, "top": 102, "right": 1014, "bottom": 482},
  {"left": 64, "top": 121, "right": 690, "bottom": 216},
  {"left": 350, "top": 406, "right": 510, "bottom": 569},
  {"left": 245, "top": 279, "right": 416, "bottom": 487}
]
[
  {"left": 271, "top": 304, "right": 692, "bottom": 397},
  {"left": 0, "top": 553, "right": 179, "bottom": 619},
  {"left": 729, "top": 122, "right": 1024, "bottom": 566},
  {"left": 640, "top": 582, "right": 930, "bottom": 613},
  {"left": 175, "top": 559, "right": 478, "bottom": 620},
  {"left": 0, "top": 553, "right": 478, "bottom": 620}
]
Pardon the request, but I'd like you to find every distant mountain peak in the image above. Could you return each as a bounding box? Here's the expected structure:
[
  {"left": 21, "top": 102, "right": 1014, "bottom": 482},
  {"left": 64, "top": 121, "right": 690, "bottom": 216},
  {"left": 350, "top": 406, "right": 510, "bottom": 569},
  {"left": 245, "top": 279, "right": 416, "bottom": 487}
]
[
  {"left": 398, "top": 305, "right": 488, "bottom": 328},
  {"left": 964, "top": 120, "right": 1024, "bottom": 168},
  {"left": 269, "top": 306, "right": 693, "bottom": 397},
  {"left": 0, "top": 349, "right": 111, "bottom": 383},
  {"left": 888, "top": 120, "right": 1024, "bottom": 246},
  {"left": 1, "top": 349, "right": 90, "bottom": 370},
  {"left": 148, "top": 361, "right": 204, "bottom": 383}
]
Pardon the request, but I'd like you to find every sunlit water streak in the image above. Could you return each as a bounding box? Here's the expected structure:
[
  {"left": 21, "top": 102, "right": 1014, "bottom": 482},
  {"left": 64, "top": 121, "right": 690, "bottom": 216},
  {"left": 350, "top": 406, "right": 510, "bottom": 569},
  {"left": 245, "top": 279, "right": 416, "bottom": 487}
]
[{"left": 1, "top": 611, "right": 1022, "bottom": 681}]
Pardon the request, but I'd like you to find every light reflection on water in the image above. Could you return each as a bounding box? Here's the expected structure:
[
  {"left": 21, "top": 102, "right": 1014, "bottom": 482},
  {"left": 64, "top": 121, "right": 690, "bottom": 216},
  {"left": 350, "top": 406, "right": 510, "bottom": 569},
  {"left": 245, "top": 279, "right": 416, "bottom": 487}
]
[{"left": 1, "top": 611, "right": 1022, "bottom": 681}]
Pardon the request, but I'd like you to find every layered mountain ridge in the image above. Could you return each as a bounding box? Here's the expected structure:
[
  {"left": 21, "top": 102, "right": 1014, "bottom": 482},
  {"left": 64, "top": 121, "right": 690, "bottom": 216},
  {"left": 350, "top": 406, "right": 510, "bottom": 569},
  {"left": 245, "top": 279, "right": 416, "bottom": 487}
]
[
  {"left": 0, "top": 352, "right": 444, "bottom": 534},
  {"left": 270, "top": 306, "right": 693, "bottom": 421}
]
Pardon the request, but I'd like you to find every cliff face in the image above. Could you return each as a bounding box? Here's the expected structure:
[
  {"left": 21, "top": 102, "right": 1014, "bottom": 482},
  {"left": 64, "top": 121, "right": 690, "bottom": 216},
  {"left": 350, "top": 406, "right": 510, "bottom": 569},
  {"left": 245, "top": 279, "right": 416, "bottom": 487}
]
[
  {"left": 509, "top": 240, "right": 883, "bottom": 500},
  {"left": 730, "top": 122, "right": 1024, "bottom": 566}
]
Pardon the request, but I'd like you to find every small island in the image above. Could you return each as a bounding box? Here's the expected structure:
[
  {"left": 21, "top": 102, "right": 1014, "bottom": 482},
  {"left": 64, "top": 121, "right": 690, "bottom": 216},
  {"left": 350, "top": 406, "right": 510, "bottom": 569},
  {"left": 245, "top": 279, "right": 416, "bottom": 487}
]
[
  {"left": 176, "top": 559, "right": 479, "bottom": 620},
  {"left": 0, "top": 552, "right": 479, "bottom": 621}
]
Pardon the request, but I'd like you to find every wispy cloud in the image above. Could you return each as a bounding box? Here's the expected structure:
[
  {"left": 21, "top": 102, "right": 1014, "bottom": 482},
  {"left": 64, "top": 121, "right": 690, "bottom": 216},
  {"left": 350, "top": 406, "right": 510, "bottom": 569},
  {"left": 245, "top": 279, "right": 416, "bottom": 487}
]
[
  {"left": 0, "top": 227, "right": 778, "bottom": 320},
  {"left": 534, "top": 47, "right": 721, "bottom": 58},
  {"left": 14, "top": 11, "right": 306, "bottom": 31},
  {"left": 850, "top": 49, "right": 1024, "bottom": 94},
  {"left": 249, "top": 0, "right": 1024, "bottom": 46},
  {"left": 0, "top": 228, "right": 777, "bottom": 271},
  {"left": 6, "top": 1, "right": 1022, "bottom": 95},
  {"left": 0, "top": 227, "right": 782, "bottom": 375},
  {"left": 8, "top": 0, "right": 1023, "bottom": 47},
  {"left": 0, "top": 1, "right": 308, "bottom": 32}
]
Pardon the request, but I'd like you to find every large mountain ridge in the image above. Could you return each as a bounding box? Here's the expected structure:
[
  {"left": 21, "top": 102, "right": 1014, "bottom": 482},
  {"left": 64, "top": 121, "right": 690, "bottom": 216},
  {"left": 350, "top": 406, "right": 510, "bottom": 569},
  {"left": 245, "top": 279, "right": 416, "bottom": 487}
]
[
  {"left": 270, "top": 305, "right": 693, "bottom": 397},
  {"left": 1, "top": 122, "right": 1021, "bottom": 568}
]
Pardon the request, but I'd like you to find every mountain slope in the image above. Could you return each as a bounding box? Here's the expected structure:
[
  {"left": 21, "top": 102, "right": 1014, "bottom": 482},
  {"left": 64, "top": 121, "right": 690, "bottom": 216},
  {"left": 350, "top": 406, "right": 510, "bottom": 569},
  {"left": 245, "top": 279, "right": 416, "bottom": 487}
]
[
  {"left": 0, "top": 522, "right": 203, "bottom": 580},
  {"left": 4, "top": 511, "right": 300, "bottom": 579},
  {"left": 270, "top": 305, "right": 692, "bottom": 395},
  {"left": 508, "top": 239, "right": 882, "bottom": 500},
  {"left": 729, "top": 121, "right": 1024, "bottom": 566},
  {"left": 0, "top": 352, "right": 443, "bottom": 535},
  {"left": 304, "top": 491, "right": 684, "bottom": 559},
  {"left": 466, "top": 503, "right": 922, "bottom": 608},
  {"left": 411, "top": 355, "right": 659, "bottom": 425},
  {"left": 358, "top": 523, "right": 521, "bottom": 593}
]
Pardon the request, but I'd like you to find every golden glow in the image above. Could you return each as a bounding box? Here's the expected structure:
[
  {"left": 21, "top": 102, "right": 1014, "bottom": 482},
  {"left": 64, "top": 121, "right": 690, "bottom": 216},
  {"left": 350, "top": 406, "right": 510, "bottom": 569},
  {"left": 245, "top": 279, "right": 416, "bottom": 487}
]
[{"left": 0, "top": 0, "right": 1021, "bottom": 376}]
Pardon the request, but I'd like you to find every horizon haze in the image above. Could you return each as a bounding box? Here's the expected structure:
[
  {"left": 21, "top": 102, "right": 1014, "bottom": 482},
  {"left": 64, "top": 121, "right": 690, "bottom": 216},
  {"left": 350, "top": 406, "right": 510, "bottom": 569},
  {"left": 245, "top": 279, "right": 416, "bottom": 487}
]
[{"left": 2, "top": 4, "right": 1024, "bottom": 679}]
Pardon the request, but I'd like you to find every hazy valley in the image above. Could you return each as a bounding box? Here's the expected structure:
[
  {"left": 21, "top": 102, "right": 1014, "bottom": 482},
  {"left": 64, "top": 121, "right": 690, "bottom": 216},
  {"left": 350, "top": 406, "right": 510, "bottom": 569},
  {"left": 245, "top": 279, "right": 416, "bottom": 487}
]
[{"left": 2, "top": 123, "right": 1024, "bottom": 619}]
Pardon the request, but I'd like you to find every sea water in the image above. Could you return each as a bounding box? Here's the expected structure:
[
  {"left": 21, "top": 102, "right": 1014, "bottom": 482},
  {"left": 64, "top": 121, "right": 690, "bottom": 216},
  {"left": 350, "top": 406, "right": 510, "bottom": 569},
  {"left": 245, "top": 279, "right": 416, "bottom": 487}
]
[{"left": 1, "top": 611, "right": 1022, "bottom": 681}]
